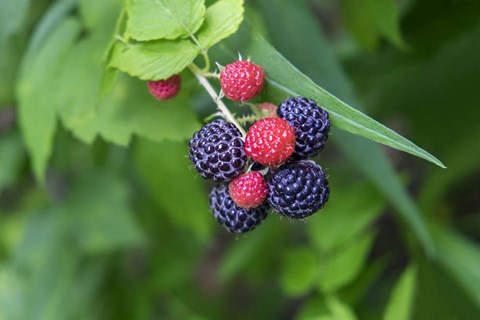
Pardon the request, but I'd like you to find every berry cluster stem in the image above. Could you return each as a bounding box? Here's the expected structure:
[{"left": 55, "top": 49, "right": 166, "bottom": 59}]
[{"left": 190, "top": 64, "right": 247, "bottom": 136}]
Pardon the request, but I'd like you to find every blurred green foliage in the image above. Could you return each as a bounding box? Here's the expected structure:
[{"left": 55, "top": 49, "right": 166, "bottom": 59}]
[{"left": 1, "top": 0, "right": 479, "bottom": 319}]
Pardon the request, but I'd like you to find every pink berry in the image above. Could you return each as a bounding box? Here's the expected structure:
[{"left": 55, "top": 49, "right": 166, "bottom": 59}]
[
  {"left": 229, "top": 171, "right": 268, "bottom": 208},
  {"left": 244, "top": 118, "right": 296, "bottom": 166},
  {"left": 147, "top": 75, "right": 181, "bottom": 100},
  {"left": 220, "top": 60, "right": 265, "bottom": 101}
]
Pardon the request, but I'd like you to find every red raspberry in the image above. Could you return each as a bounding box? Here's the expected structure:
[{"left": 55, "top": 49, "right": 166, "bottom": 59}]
[
  {"left": 220, "top": 60, "right": 265, "bottom": 101},
  {"left": 229, "top": 171, "right": 268, "bottom": 208},
  {"left": 147, "top": 75, "right": 181, "bottom": 100},
  {"left": 244, "top": 118, "right": 296, "bottom": 166},
  {"left": 257, "top": 102, "right": 277, "bottom": 118}
]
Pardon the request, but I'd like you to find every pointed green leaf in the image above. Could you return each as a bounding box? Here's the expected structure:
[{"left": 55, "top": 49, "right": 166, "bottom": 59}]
[
  {"left": 384, "top": 265, "right": 417, "bottom": 320},
  {"left": 247, "top": 33, "right": 445, "bottom": 168},
  {"left": 17, "top": 18, "right": 82, "bottom": 182},
  {"left": 110, "top": 39, "right": 199, "bottom": 80},
  {"left": 126, "top": 0, "right": 205, "bottom": 41},
  {"left": 197, "top": 0, "right": 244, "bottom": 49}
]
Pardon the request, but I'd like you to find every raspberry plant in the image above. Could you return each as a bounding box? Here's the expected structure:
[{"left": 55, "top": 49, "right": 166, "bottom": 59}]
[{"left": 5, "top": 0, "right": 480, "bottom": 319}]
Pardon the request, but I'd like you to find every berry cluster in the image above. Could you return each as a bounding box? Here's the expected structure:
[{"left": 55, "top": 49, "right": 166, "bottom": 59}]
[{"left": 187, "top": 60, "right": 331, "bottom": 234}]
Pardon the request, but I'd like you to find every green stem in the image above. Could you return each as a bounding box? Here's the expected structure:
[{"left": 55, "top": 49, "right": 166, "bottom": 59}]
[{"left": 189, "top": 64, "right": 246, "bottom": 136}]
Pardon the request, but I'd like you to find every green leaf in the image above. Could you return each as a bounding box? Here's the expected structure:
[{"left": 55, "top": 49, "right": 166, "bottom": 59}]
[
  {"left": 67, "top": 171, "right": 145, "bottom": 253},
  {"left": 79, "top": 0, "right": 121, "bottom": 30},
  {"left": 197, "top": 0, "right": 244, "bottom": 49},
  {"left": 317, "top": 232, "right": 375, "bottom": 293},
  {"left": 134, "top": 140, "right": 212, "bottom": 241},
  {"left": 0, "top": 265, "right": 25, "bottom": 320},
  {"left": 384, "top": 265, "right": 417, "bottom": 320},
  {"left": 126, "top": 0, "right": 205, "bottom": 41},
  {"left": 342, "top": 0, "right": 379, "bottom": 50},
  {"left": 110, "top": 39, "right": 199, "bottom": 80},
  {"left": 0, "top": 0, "right": 30, "bottom": 42},
  {"left": 366, "top": 0, "right": 407, "bottom": 48},
  {"left": 17, "top": 18, "right": 82, "bottom": 182},
  {"left": 55, "top": 28, "right": 200, "bottom": 145},
  {"left": 432, "top": 224, "right": 480, "bottom": 307},
  {"left": 247, "top": 33, "right": 445, "bottom": 168},
  {"left": 280, "top": 247, "right": 318, "bottom": 296},
  {"left": 307, "top": 183, "right": 384, "bottom": 251},
  {"left": 296, "top": 295, "right": 357, "bottom": 320}
]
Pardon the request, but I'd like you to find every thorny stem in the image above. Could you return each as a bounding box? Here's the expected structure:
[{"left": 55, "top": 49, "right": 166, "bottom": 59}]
[{"left": 189, "top": 64, "right": 246, "bottom": 136}]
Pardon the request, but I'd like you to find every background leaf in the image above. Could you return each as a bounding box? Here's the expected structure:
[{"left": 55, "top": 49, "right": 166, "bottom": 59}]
[
  {"left": 384, "top": 265, "right": 417, "bottom": 320},
  {"left": 17, "top": 18, "right": 81, "bottom": 182},
  {"left": 126, "top": 0, "right": 205, "bottom": 41}
]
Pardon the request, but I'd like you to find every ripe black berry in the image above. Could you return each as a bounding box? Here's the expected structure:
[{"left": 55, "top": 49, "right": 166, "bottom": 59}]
[
  {"left": 210, "top": 184, "right": 269, "bottom": 233},
  {"left": 267, "top": 160, "right": 329, "bottom": 219},
  {"left": 189, "top": 120, "right": 247, "bottom": 182},
  {"left": 277, "top": 97, "right": 330, "bottom": 159}
]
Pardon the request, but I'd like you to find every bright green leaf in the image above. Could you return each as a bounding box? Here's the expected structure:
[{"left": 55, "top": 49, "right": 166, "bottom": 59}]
[
  {"left": 280, "top": 247, "right": 318, "bottom": 296},
  {"left": 55, "top": 30, "right": 200, "bottom": 145},
  {"left": 126, "top": 0, "right": 205, "bottom": 41},
  {"left": 296, "top": 295, "right": 357, "bottom": 320},
  {"left": 317, "top": 232, "right": 375, "bottom": 293},
  {"left": 198, "top": 0, "right": 244, "bottom": 49},
  {"left": 134, "top": 140, "right": 212, "bottom": 241},
  {"left": 384, "top": 265, "right": 417, "bottom": 320},
  {"left": 307, "top": 183, "right": 384, "bottom": 251},
  {"left": 247, "top": 33, "right": 445, "bottom": 168},
  {"left": 17, "top": 18, "right": 82, "bottom": 182},
  {"left": 110, "top": 39, "right": 199, "bottom": 80}
]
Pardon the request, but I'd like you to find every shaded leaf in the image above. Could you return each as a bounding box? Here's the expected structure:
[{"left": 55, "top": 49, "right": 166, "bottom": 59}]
[
  {"left": 17, "top": 18, "right": 81, "bottom": 182},
  {"left": 317, "top": 232, "right": 375, "bottom": 293},
  {"left": 67, "top": 171, "right": 145, "bottom": 253},
  {"left": 367, "top": 0, "right": 407, "bottom": 48},
  {"left": 110, "top": 39, "right": 199, "bottom": 80},
  {"left": 197, "top": 0, "right": 244, "bottom": 49},
  {"left": 342, "top": 0, "right": 379, "bottom": 50},
  {"left": 0, "top": 0, "right": 30, "bottom": 42},
  {"left": 126, "top": 0, "right": 205, "bottom": 41},
  {"left": 0, "top": 133, "right": 25, "bottom": 191},
  {"left": 384, "top": 265, "right": 417, "bottom": 320},
  {"left": 307, "top": 183, "right": 384, "bottom": 251},
  {"left": 296, "top": 295, "right": 357, "bottom": 320},
  {"left": 280, "top": 247, "right": 317, "bottom": 296},
  {"left": 134, "top": 140, "right": 212, "bottom": 240}
]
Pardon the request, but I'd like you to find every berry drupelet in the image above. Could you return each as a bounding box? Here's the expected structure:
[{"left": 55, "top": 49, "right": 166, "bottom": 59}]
[
  {"left": 189, "top": 120, "right": 246, "bottom": 182},
  {"left": 210, "top": 184, "right": 269, "bottom": 233},
  {"left": 267, "top": 160, "right": 329, "bottom": 219}
]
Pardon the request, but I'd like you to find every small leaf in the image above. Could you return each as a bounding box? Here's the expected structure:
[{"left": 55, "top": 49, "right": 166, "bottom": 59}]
[
  {"left": 317, "top": 232, "right": 375, "bottom": 293},
  {"left": 280, "top": 247, "right": 318, "bottom": 296},
  {"left": 17, "top": 18, "right": 82, "bottom": 182},
  {"left": 384, "top": 265, "right": 417, "bottom": 320},
  {"left": 197, "top": 0, "right": 244, "bottom": 49},
  {"left": 126, "top": 0, "right": 205, "bottom": 41},
  {"left": 109, "top": 39, "right": 199, "bottom": 80},
  {"left": 296, "top": 295, "right": 357, "bottom": 320},
  {"left": 247, "top": 33, "right": 445, "bottom": 168},
  {"left": 342, "top": 0, "right": 379, "bottom": 50}
]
